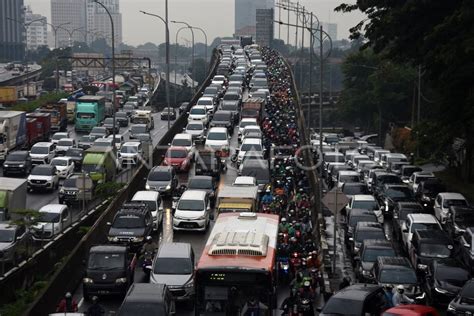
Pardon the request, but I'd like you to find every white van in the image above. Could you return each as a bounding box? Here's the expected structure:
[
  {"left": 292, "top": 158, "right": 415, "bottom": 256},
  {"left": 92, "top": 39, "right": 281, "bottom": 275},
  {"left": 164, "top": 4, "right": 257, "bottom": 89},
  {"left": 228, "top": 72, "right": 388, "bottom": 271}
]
[{"left": 132, "top": 191, "right": 163, "bottom": 229}]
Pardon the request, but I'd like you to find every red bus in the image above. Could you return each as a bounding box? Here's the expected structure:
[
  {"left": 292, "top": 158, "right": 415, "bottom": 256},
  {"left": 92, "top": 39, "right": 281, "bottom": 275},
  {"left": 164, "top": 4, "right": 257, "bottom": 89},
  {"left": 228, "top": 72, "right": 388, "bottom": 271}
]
[{"left": 195, "top": 212, "right": 279, "bottom": 315}]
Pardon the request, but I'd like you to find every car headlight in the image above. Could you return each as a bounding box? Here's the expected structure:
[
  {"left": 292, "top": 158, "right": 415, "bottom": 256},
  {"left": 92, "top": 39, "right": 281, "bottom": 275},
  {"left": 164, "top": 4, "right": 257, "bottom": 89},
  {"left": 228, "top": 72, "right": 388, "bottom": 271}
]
[
  {"left": 115, "top": 277, "right": 127, "bottom": 284},
  {"left": 184, "top": 279, "right": 194, "bottom": 288},
  {"left": 434, "top": 286, "right": 449, "bottom": 294},
  {"left": 145, "top": 184, "right": 151, "bottom": 190},
  {"left": 83, "top": 278, "right": 94, "bottom": 284},
  {"left": 107, "top": 236, "right": 119, "bottom": 242},
  {"left": 362, "top": 270, "right": 372, "bottom": 277},
  {"left": 132, "top": 236, "right": 144, "bottom": 243},
  {"left": 2, "top": 164, "right": 9, "bottom": 168},
  {"left": 166, "top": 184, "right": 171, "bottom": 190},
  {"left": 447, "top": 303, "right": 456, "bottom": 312},
  {"left": 18, "top": 164, "right": 24, "bottom": 168},
  {"left": 417, "top": 263, "right": 428, "bottom": 270}
]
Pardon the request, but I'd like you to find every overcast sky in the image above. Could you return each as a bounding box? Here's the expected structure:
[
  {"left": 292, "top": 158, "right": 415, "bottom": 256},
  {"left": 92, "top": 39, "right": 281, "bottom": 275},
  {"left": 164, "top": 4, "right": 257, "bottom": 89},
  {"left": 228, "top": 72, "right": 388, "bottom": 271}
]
[{"left": 25, "top": 0, "right": 364, "bottom": 46}]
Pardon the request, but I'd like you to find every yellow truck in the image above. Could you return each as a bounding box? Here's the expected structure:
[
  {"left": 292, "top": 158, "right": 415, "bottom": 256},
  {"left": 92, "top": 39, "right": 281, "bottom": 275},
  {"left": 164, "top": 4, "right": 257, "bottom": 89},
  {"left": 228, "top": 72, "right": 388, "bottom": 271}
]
[
  {"left": 216, "top": 185, "right": 259, "bottom": 215},
  {"left": 0, "top": 87, "right": 18, "bottom": 104},
  {"left": 131, "top": 110, "right": 154, "bottom": 130}
]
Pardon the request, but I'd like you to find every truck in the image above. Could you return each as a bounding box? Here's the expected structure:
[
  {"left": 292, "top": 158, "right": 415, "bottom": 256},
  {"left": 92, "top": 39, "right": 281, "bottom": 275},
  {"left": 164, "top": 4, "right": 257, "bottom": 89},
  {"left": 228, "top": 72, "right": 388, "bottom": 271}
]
[
  {"left": 216, "top": 185, "right": 259, "bottom": 215},
  {"left": 75, "top": 95, "right": 106, "bottom": 132},
  {"left": 0, "top": 178, "right": 27, "bottom": 221},
  {"left": 241, "top": 97, "right": 264, "bottom": 123},
  {"left": 26, "top": 112, "right": 51, "bottom": 141},
  {"left": 66, "top": 101, "right": 76, "bottom": 123},
  {"left": 82, "top": 146, "right": 117, "bottom": 183},
  {"left": 37, "top": 103, "right": 67, "bottom": 132},
  {"left": 0, "top": 111, "right": 27, "bottom": 161},
  {"left": 131, "top": 110, "right": 154, "bottom": 130},
  {"left": 25, "top": 117, "right": 42, "bottom": 148},
  {"left": 23, "top": 83, "right": 37, "bottom": 98},
  {"left": 0, "top": 86, "right": 19, "bottom": 104}
]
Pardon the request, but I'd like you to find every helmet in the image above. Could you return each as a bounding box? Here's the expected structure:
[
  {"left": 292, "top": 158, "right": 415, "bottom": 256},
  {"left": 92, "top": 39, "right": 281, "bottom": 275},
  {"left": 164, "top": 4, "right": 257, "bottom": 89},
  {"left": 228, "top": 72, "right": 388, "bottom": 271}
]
[
  {"left": 92, "top": 296, "right": 99, "bottom": 303},
  {"left": 65, "top": 292, "right": 72, "bottom": 298},
  {"left": 290, "top": 237, "right": 297, "bottom": 243},
  {"left": 146, "top": 236, "right": 152, "bottom": 243},
  {"left": 397, "top": 285, "right": 405, "bottom": 291},
  {"left": 303, "top": 281, "right": 311, "bottom": 288},
  {"left": 281, "top": 217, "right": 287, "bottom": 223}
]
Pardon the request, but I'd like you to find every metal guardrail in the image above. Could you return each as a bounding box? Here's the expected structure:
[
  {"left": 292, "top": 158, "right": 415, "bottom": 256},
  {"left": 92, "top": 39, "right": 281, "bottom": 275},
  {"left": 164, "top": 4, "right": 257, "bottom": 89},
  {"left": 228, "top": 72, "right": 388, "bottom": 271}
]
[{"left": 23, "top": 48, "right": 221, "bottom": 316}]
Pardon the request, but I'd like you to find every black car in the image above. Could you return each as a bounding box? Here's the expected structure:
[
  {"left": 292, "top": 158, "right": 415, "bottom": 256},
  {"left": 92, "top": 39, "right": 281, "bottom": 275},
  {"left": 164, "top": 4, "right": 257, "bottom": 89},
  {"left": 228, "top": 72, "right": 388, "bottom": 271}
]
[
  {"left": 458, "top": 227, "right": 474, "bottom": 274},
  {"left": 65, "top": 148, "right": 84, "bottom": 171},
  {"left": 102, "top": 117, "right": 120, "bottom": 134},
  {"left": 379, "top": 184, "right": 416, "bottom": 216},
  {"left": 319, "top": 284, "right": 388, "bottom": 316},
  {"left": 392, "top": 201, "right": 425, "bottom": 241},
  {"left": 187, "top": 175, "right": 217, "bottom": 204},
  {"left": 355, "top": 239, "right": 396, "bottom": 283},
  {"left": 424, "top": 259, "right": 470, "bottom": 306},
  {"left": 341, "top": 182, "right": 370, "bottom": 197},
  {"left": 115, "top": 111, "right": 129, "bottom": 127},
  {"left": 219, "top": 102, "right": 240, "bottom": 124},
  {"left": 178, "top": 102, "right": 189, "bottom": 115},
  {"left": 445, "top": 206, "right": 474, "bottom": 238},
  {"left": 344, "top": 209, "right": 378, "bottom": 245},
  {"left": 351, "top": 222, "right": 386, "bottom": 257},
  {"left": 3, "top": 151, "right": 32, "bottom": 176},
  {"left": 447, "top": 279, "right": 474, "bottom": 315},
  {"left": 415, "top": 178, "right": 447, "bottom": 211},
  {"left": 58, "top": 173, "right": 94, "bottom": 206},
  {"left": 161, "top": 107, "right": 177, "bottom": 120},
  {"left": 195, "top": 149, "right": 224, "bottom": 180},
  {"left": 372, "top": 172, "right": 403, "bottom": 198},
  {"left": 118, "top": 283, "right": 175, "bottom": 316},
  {"left": 83, "top": 245, "right": 137, "bottom": 300},
  {"left": 209, "top": 110, "right": 234, "bottom": 134},
  {"left": 107, "top": 202, "right": 154, "bottom": 250},
  {"left": 372, "top": 256, "right": 425, "bottom": 301},
  {"left": 409, "top": 229, "right": 454, "bottom": 273},
  {"left": 78, "top": 135, "right": 99, "bottom": 150},
  {"left": 401, "top": 165, "right": 423, "bottom": 182}
]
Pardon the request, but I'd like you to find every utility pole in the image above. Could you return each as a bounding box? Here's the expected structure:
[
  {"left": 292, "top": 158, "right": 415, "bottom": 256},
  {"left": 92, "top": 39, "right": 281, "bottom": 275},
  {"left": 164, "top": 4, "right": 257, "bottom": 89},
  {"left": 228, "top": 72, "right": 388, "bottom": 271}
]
[
  {"left": 319, "top": 25, "right": 324, "bottom": 228},
  {"left": 308, "top": 14, "right": 313, "bottom": 129}
]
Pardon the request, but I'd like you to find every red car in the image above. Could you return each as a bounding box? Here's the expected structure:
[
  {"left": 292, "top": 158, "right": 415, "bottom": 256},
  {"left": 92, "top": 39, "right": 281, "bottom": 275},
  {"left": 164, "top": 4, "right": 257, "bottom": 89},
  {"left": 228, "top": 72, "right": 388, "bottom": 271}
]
[
  {"left": 383, "top": 305, "right": 439, "bottom": 316},
  {"left": 163, "top": 146, "right": 192, "bottom": 172}
]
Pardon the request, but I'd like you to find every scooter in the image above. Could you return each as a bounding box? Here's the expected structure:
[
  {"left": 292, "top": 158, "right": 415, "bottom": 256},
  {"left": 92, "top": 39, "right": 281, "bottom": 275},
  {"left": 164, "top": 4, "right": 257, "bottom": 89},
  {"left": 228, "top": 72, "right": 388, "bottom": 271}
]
[{"left": 277, "top": 256, "right": 291, "bottom": 284}]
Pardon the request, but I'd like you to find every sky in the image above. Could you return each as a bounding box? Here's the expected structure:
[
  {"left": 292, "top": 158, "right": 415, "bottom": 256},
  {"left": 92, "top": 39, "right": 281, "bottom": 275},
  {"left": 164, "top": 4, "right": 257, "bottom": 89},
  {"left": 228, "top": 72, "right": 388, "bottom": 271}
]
[{"left": 25, "top": 0, "right": 365, "bottom": 46}]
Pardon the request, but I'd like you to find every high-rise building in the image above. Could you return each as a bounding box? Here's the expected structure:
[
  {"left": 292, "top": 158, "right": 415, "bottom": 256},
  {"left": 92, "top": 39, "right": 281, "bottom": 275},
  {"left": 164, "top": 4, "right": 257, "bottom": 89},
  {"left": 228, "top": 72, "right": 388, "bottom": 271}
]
[
  {"left": 25, "top": 6, "right": 48, "bottom": 50},
  {"left": 235, "top": 0, "right": 274, "bottom": 37},
  {"left": 256, "top": 9, "right": 274, "bottom": 47},
  {"left": 0, "top": 0, "right": 25, "bottom": 61},
  {"left": 321, "top": 22, "right": 338, "bottom": 41},
  {"left": 86, "top": 0, "right": 122, "bottom": 46},
  {"left": 51, "top": 0, "right": 87, "bottom": 47}
]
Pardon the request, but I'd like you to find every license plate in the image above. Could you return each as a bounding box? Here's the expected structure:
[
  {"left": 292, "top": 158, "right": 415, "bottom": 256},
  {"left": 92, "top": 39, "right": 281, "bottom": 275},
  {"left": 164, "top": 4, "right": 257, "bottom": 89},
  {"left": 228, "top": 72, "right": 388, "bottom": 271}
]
[{"left": 98, "top": 290, "right": 109, "bottom": 294}]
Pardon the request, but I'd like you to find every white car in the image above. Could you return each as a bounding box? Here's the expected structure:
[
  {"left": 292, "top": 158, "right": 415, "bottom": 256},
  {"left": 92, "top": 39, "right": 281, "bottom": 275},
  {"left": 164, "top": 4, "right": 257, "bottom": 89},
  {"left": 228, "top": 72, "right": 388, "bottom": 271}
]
[
  {"left": 240, "top": 125, "right": 262, "bottom": 143},
  {"left": 30, "top": 142, "right": 56, "bottom": 165},
  {"left": 346, "top": 194, "right": 382, "bottom": 223},
  {"left": 173, "top": 190, "right": 211, "bottom": 231},
  {"left": 55, "top": 138, "right": 76, "bottom": 156},
  {"left": 233, "top": 176, "right": 257, "bottom": 187},
  {"left": 205, "top": 127, "right": 230, "bottom": 153},
  {"left": 188, "top": 106, "right": 209, "bottom": 125},
  {"left": 401, "top": 213, "right": 442, "bottom": 252},
  {"left": 171, "top": 133, "right": 193, "bottom": 153},
  {"left": 184, "top": 121, "right": 206, "bottom": 144},
  {"left": 433, "top": 192, "right": 469, "bottom": 224},
  {"left": 238, "top": 118, "right": 258, "bottom": 141},
  {"left": 196, "top": 97, "right": 215, "bottom": 115},
  {"left": 119, "top": 141, "right": 143, "bottom": 166},
  {"left": 237, "top": 138, "right": 263, "bottom": 165},
  {"left": 409, "top": 171, "right": 435, "bottom": 193},
  {"left": 27, "top": 165, "right": 59, "bottom": 192},
  {"left": 51, "top": 157, "right": 75, "bottom": 178},
  {"left": 51, "top": 132, "right": 70, "bottom": 145},
  {"left": 336, "top": 170, "right": 361, "bottom": 189},
  {"left": 107, "top": 134, "right": 125, "bottom": 150},
  {"left": 32, "top": 204, "right": 70, "bottom": 240},
  {"left": 211, "top": 75, "right": 226, "bottom": 86},
  {"left": 132, "top": 190, "right": 163, "bottom": 229}
]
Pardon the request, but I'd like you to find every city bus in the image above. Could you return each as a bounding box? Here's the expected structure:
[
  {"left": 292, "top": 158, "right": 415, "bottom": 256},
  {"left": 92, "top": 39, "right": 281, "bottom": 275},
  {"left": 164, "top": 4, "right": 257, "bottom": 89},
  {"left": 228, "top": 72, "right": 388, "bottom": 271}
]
[{"left": 195, "top": 212, "right": 279, "bottom": 315}]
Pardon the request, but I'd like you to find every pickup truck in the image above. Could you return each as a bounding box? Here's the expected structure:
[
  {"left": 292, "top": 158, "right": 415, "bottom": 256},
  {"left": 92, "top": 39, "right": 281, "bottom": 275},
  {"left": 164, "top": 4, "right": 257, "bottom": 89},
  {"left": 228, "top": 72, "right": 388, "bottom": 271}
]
[{"left": 83, "top": 245, "right": 137, "bottom": 301}]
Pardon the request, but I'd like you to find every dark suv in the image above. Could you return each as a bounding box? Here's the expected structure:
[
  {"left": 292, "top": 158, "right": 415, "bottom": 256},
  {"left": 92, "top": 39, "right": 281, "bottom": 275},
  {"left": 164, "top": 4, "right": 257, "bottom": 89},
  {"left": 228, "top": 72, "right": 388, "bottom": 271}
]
[
  {"left": 58, "top": 173, "right": 94, "bottom": 206},
  {"left": 3, "top": 151, "right": 32, "bottom": 176},
  {"left": 107, "top": 202, "right": 154, "bottom": 250},
  {"left": 379, "top": 184, "right": 416, "bottom": 216},
  {"left": 392, "top": 201, "right": 425, "bottom": 241},
  {"left": 410, "top": 229, "right": 454, "bottom": 273},
  {"left": 83, "top": 245, "right": 137, "bottom": 300},
  {"left": 355, "top": 239, "right": 396, "bottom": 283}
]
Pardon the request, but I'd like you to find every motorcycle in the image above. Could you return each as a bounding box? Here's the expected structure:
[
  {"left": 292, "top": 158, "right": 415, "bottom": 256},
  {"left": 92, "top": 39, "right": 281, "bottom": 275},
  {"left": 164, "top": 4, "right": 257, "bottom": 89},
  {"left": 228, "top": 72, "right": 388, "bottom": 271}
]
[
  {"left": 290, "top": 252, "right": 302, "bottom": 275},
  {"left": 277, "top": 256, "right": 291, "bottom": 284}
]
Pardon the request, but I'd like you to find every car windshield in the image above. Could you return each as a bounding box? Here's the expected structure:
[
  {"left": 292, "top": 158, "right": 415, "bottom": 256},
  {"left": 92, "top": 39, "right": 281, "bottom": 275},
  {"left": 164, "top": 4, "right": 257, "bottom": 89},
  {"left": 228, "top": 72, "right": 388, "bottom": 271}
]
[
  {"left": 213, "top": 113, "right": 231, "bottom": 121},
  {"left": 240, "top": 121, "right": 257, "bottom": 129},
  {"left": 187, "top": 123, "right": 203, "bottom": 131},
  {"left": 198, "top": 99, "right": 213, "bottom": 106},
  {"left": 436, "top": 267, "right": 470, "bottom": 286},
  {"left": 63, "top": 178, "right": 78, "bottom": 187},
  {"left": 444, "top": 199, "right": 468, "bottom": 208},
  {"left": 167, "top": 149, "right": 187, "bottom": 158},
  {"left": 190, "top": 108, "right": 206, "bottom": 115},
  {"left": 113, "top": 215, "right": 144, "bottom": 228},
  {"left": 411, "top": 223, "right": 440, "bottom": 231},
  {"left": 379, "top": 268, "right": 417, "bottom": 284},
  {"left": 325, "top": 155, "right": 344, "bottom": 163},
  {"left": 343, "top": 185, "right": 368, "bottom": 195},
  {"left": 52, "top": 159, "right": 67, "bottom": 166},
  {"left": 148, "top": 171, "right": 171, "bottom": 181},
  {"left": 131, "top": 125, "right": 147, "bottom": 134},
  {"left": 77, "top": 112, "right": 95, "bottom": 119},
  {"left": 178, "top": 199, "right": 205, "bottom": 211},
  {"left": 241, "top": 144, "right": 262, "bottom": 152},
  {"left": 39, "top": 212, "right": 60, "bottom": 223},
  {"left": 6, "top": 153, "right": 26, "bottom": 161},
  {"left": 241, "top": 166, "right": 269, "bottom": 182},
  {"left": 188, "top": 178, "right": 212, "bottom": 190},
  {"left": 80, "top": 136, "right": 96, "bottom": 142},
  {"left": 379, "top": 175, "right": 402, "bottom": 185},
  {"left": 349, "top": 215, "right": 376, "bottom": 227},
  {"left": 221, "top": 103, "right": 238, "bottom": 111},
  {"left": 339, "top": 175, "right": 360, "bottom": 183},
  {"left": 207, "top": 132, "right": 227, "bottom": 141},
  {"left": 355, "top": 230, "right": 385, "bottom": 242},
  {"left": 419, "top": 243, "right": 451, "bottom": 258},
  {"left": 91, "top": 128, "right": 105, "bottom": 134},
  {"left": 385, "top": 187, "right": 413, "bottom": 199},
  {"left": 224, "top": 94, "right": 239, "bottom": 100},
  {"left": 30, "top": 146, "right": 49, "bottom": 154},
  {"left": 153, "top": 258, "right": 193, "bottom": 275},
  {"left": 31, "top": 167, "right": 52, "bottom": 175},
  {"left": 415, "top": 175, "right": 434, "bottom": 184},
  {"left": 94, "top": 140, "right": 112, "bottom": 147},
  {"left": 0, "top": 229, "right": 15, "bottom": 242},
  {"left": 172, "top": 139, "right": 192, "bottom": 147},
  {"left": 66, "top": 149, "right": 82, "bottom": 157},
  {"left": 204, "top": 88, "right": 218, "bottom": 94},
  {"left": 363, "top": 248, "right": 396, "bottom": 262},
  {"left": 352, "top": 200, "right": 378, "bottom": 210},
  {"left": 116, "top": 112, "right": 127, "bottom": 118},
  {"left": 88, "top": 252, "right": 124, "bottom": 270},
  {"left": 121, "top": 145, "right": 138, "bottom": 154},
  {"left": 104, "top": 118, "right": 114, "bottom": 124}
]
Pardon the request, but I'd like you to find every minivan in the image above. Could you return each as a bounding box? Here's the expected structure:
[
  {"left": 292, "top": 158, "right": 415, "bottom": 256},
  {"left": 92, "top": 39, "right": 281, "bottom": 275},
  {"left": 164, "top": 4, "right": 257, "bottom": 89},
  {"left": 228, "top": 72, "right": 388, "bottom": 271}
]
[
  {"left": 32, "top": 204, "right": 70, "bottom": 240},
  {"left": 118, "top": 283, "right": 175, "bottom": 316},
  {"left": 132, "top": 190, "right": 163, "bottom": 229},
  {"left": 172, "top": 190, "right": 211, "bottom": 231},
  {"left": 30, "top": 142, "right": 56, "bottom": 164}
]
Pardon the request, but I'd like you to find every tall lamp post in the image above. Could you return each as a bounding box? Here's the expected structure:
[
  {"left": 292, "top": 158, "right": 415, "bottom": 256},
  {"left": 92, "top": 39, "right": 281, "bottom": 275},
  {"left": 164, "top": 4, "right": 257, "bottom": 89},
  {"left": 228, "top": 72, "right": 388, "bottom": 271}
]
[
  {"left": 41, "top": 21, "right": 71, "bottom": 49},
  {"left": 173, "top": 26, "right": 189, "bottom": 105},
  {"left": 171, "top": 20, "right": 195, "bottom": 94},
  {"left": 140, "top": 8, "right": 172, "bottom": 130},
  {"left": 92, "top": 0, "right": 117, "bottom": 145},
  {"left": 191, "top": 26, "right": 208, "bottom": 73}
]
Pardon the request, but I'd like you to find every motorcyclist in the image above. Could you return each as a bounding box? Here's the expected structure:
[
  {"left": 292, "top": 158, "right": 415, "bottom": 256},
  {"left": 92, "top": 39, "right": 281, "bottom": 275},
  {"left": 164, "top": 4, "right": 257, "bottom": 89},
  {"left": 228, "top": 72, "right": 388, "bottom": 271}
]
[
  {"left": 383, "top": 285, "right": 395, "bottom": 309},
  {"left": 288, "top": 237, "right": 302, "bottom": 254},
  {"left": 56, "top": 292, "right": 78, "bottom": 313},
  {"left": 241, "top": 296, "right": 268, "bottom": 316},
  {"left": 141, "top": 236, "right": 157, "bottom": 255},
  {"left": 290, "top": 272, "right": 305, "bottom": 290},
  {"left": 280, "top": 288, "right": 297, "bottom": 315},
  {"left": 392, "top": 285, "right": 414, "bottom": 306},
  {"left": 299, "top": 280, "right": 315, "bottom": 300},
  {"left": 86, "top": 296, "right": 105, "bottom": 316},
  {"left": 278, "top": 217, "right": 291, "bottom": 233},
  {"left": 261, "top": 188, "right": 273, "bottom": 204}
]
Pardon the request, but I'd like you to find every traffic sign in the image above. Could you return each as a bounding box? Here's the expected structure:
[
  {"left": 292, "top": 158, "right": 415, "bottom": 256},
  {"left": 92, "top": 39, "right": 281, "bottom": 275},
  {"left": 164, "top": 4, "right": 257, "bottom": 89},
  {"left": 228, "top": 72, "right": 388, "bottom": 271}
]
[{"left": 321, "top": 187, "right": 350, "bottom": 214}]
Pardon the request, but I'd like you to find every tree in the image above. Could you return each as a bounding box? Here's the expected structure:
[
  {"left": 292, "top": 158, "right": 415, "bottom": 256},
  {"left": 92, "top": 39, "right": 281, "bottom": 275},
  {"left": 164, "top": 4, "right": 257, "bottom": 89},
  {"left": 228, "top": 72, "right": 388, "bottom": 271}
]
[{"left": 336, "top": 0, "right": 474, "bottom": 180}]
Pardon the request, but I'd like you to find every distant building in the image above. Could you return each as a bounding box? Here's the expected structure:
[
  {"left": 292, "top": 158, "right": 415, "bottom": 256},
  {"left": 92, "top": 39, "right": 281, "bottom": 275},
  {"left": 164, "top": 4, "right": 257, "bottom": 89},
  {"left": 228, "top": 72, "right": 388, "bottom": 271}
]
[
  {"left": 0, "top": 0, "right": 25, "bottom": 61},
  {"left": 51, "top": 0, "right": 87, "bottom": 47},
  {"left": 235, "top": 0, "right": 273, "bottom": 37},
  {"left": 256, "top": 9, "right": 274, "bottom": 48},
  {"left": 321, "top": 22, "right": 338, "bottom": 41},
  {"left": 86, "top": 0, "right": 122, "bottom": 46},
  {"left": 25, "top": 6, "right": 48, "bottom": 50}
]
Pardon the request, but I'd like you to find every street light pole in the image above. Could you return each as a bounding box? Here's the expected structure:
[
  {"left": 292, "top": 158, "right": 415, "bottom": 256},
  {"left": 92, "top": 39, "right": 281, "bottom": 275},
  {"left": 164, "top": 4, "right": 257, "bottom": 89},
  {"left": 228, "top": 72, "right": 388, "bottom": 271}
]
[
  {"left": 140, "top": 6, "right": 171, "bottom": 130},
  {"left": 171, "top": 21, "right": 195, "bottom": 94},
  {"left": 192, "top": 26, "right": 208, "bottom": 73},
  {"left": 93, "top": 0, "right": 116, "bottom": 146},
  {"left": 174, "top": 26, "right": 188, "bottom": 105}
]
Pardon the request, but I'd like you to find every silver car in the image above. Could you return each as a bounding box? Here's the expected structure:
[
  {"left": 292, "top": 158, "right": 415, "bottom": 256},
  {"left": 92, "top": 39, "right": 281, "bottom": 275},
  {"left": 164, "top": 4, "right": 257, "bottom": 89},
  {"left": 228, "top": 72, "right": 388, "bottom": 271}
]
[{"left": 0, "top": 223, "right": 31, "bottom": 265}]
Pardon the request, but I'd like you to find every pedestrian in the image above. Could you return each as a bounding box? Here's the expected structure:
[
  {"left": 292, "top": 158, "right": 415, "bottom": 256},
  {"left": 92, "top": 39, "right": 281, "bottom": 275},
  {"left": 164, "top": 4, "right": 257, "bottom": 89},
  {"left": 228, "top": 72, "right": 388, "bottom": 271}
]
[
  {"left": 339, "top": 276, "right": 351, "bottom": 290},
  {"left": 87, "top": 296, "right": 105, "bottom": 316},
  {"left": 56, "top": 292, "right": 78, "bottom": 313}
]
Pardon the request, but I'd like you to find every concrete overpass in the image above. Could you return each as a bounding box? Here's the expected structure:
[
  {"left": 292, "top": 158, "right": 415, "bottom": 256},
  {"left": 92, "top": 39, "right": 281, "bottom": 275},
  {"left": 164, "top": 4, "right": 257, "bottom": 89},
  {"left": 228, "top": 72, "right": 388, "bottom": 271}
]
[{"left": 0, "top": 63, "right": 42, "bottom": 87}]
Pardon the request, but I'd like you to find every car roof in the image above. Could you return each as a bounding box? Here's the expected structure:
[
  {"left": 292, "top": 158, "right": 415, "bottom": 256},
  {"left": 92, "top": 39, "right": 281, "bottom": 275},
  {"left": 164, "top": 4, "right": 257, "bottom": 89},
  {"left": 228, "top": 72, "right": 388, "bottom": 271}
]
[
  {"left": 327, "top": 283, "right": 382, "bottom": 301},
  {"left": 124, "top": 283, "right": 167, "bottom": 303},
  {"left": 208, "top": 127, "right": 228, "bottom": 133},
  {"left": 181, "top": 189, "right": 207, "bottom": 200},
  {"left": 173, "top": 133, "right": 192, "bottom": 139},
  {"left": 122, "top": 141, "right": 140, "bottom": 147},
  {"left": 90, "top": 244, "right": 127, "bottom": 253},
  {"left": 356, "top": 222, "right": 383, "bottom": 231},
  {"left": 157, "top": 242, "right": 191, "bottom": 258},
  {"left": 132, "top": 190, "right": 159, "bottom": 201},
  {"left": 242, "top": 138, "right": 262, "bottom": 144},
  {"left": 349, "top": 209, "right": 377, "bottom": 217},
  {"left": 52, "top": 156, "right": 71, "bottom": 161},
  {"left": 58, "top": 138, "right": 75, "bottom": 142},
  {"left": 407, "top": 213, "right": 438, "bottom": 223},
  {"left": 352, "top": 194, "right": 376, "bottom": 201},
  {"left": 33, "top": 164, "right": 54, "bottom": 170},
  {"left": 189, "top": 175, "right": 213, "bottom": 182},
  {"left": 414, "top": 229, "right": 451, "bottom": 243},
  {"left": 377, "top": 256, "right": 411, "bottom": 268},
  {"left": 0, "top": 223, "right": 19, "bottom": 230},
  {"left": 39, "top": 204, "right": 67, "bottom": 213},
  {"left": 438, "top": 192, "right": 466, "bottom": 200},
  {"left": 362, "top": 239, "right": 392, "bottom": 248},
  {"left": 191, "top": 105, "right": 207, "bottom": 110},
  {"left": 338, "top": 170, "right": 360, "bottom": 175},
  {"left": 151, "top": 165, "right": 172, "bottom": 172},
  {"left": 240, "top": 118, "right": 257, "bottom": 123},
  {"left": 33, "top": 142, "right": 53, "bottom": 147}
]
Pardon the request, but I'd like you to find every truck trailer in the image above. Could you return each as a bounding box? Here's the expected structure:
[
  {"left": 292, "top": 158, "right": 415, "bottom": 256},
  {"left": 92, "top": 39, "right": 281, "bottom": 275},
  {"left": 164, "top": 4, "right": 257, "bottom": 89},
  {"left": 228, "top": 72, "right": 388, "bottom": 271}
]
[
  {"left": 0, "top": 111, "right": 27, "bottom": 160},
  {"left": 75, "top": 95, "right": 106, "bottom": 133},
  {"left": 0, "top": 178, "right": 27, "bottom": 221}
]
